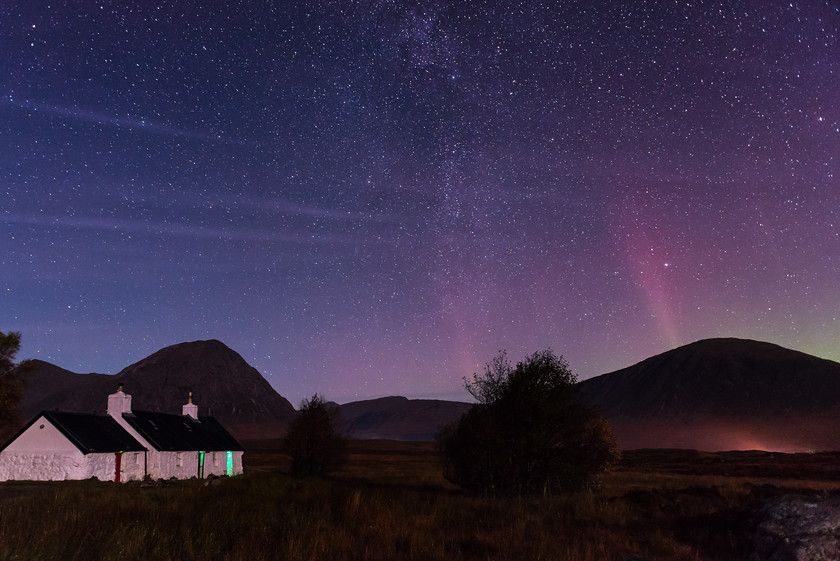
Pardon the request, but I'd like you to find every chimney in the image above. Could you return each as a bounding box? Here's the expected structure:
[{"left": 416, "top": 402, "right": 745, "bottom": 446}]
[
  {"left": 107, "top": 383, "right": 132, "bottom": 417},
  {"left": 182, "top": 392, "right": 198, "bottom": 420}
]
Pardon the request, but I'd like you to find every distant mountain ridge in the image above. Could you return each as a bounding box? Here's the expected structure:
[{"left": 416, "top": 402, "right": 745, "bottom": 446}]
[
  {"left": 338, "top": 396, "right": 471, "bottom": 441},
  {"left": 16, "top": 337, "right": 840, "bottom": 451},
  {"left": 18, "top": 340, "right": 468, "bottom": 442},
  {"left": 577, "top": 338, "right": 840, "bottom": 451}
]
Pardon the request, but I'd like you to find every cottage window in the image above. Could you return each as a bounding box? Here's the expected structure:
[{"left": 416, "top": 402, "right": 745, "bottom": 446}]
[{"left": 176, "top": 452, "right": 183, "bottom": 467}]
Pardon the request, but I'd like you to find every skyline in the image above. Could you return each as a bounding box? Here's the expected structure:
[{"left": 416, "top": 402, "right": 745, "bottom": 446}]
[{"left": 2, "top": 1, "right": 839, "bottom": 405}]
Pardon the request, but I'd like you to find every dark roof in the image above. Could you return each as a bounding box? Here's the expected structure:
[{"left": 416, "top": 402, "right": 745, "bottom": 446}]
[
  {"left": 122, "top": 411, "right": 243, "bottom": 452},
  {"left": 0, "top": 411, "right": 147, "bottom": 454}
]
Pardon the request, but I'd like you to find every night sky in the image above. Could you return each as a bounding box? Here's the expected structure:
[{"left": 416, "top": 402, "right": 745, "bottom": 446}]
[{"left": 3, "top": 1, "right": 839, "bottom": 405}]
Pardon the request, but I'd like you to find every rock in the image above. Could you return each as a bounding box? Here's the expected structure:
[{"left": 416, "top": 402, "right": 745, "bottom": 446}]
[{"left": 750, "top": 495, "right": 840, "bottom": 561}]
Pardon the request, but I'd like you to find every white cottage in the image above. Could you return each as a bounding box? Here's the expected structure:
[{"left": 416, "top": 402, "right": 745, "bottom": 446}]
[
  {"left": 0, "top": 411, "right": 146, "bottom": 482},
  {"left": 0, "top": 387, "right": 244, "bottom": 482}
]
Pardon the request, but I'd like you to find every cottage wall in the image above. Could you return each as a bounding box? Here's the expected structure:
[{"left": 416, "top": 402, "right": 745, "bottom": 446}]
[
  {"left": 0, "top": 451, "right": 86, "bottom": 481},
  {"left": 0, "top": 450, "right": 145, "bottom": 481},
  {"left": 203, "top": 450, "right": 244, "bottom": 477},
  {"left": 115, "top": 451, "right": 145, "bottom": 482},
  {"left": 228, "top": 451, "right": 244, "bottom": 476},
  {"left": 141, "top": 450, "right": 243, "bottom": 479},
  {"left": 86, "top": 453, "right": 115, "bottom": 481},
  {"left": 69, "top": 450, "right": 146, "bottom": 482},
  {"left": 205, "top": 451, "right": 225, "bottom": 477},
  {"left": 140, "top": 450, "right": 193, "bottom": 479},
  {"left": 160, "top": 450, "right": 200, "bottom": 479},
  {"left": 0, "top": 445, "right": 239, "bottom": 482}
]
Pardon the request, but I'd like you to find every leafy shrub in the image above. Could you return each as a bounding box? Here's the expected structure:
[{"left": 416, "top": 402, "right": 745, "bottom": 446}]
[
  {"left": 439, "top": 350, "right": 619, "bottom": 495},
  {"left": 283, "top": 394, "right": 347, "bottom": 477}
]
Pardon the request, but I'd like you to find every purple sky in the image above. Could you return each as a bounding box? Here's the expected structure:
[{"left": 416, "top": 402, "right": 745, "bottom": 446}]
[{"left": 2, "top": 1, "right": 839, "bottom": 405}]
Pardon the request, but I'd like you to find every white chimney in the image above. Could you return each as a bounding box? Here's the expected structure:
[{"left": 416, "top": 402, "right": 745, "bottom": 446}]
[
  {"left": 182, "top": 392, "right": 198, "bottom": 420},
  {"left": 107, "top": 383, "right": 132, "bottom": 417}
]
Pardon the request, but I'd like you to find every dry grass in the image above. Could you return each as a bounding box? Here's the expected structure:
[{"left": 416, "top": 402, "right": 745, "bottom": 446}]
[{"left": 1, "top": 443, "right": 839, "bottom": 561}]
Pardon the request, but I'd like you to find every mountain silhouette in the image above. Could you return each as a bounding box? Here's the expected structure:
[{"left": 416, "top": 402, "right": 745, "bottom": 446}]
[
  {"left": 338, "top": 396, "right": 471, "bottom": 441},
  {"left": 16, "top": 337, "right": 840, "bottom": 451},
  {"left": 20, "top": 340, "right": 296, "bottom": 439},
  {"left": 577, "top": 338, "right": 840, "bottom": 451}
]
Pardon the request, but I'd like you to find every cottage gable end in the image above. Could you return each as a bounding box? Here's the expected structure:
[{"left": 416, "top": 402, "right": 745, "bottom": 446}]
[{"left": 1, "top": 415, "right": 78, "bottom": 454}]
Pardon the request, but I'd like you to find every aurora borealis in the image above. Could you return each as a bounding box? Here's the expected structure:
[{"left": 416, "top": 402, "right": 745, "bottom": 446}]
[{"left": 2, "top": 1, "right": 838, "bottom": 404}]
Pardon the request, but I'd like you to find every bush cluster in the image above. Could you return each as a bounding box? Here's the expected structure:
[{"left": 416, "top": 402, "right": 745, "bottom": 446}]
[
  {"left": 282, "top": 394, "right": 347, "bottom": 477},
  {"left": 438, "top": 349, "right": 619, "bottom": 495}
]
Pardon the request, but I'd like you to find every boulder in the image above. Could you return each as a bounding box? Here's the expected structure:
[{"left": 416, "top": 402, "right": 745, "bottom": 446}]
[{"left": 750, "top": 495, "right": 840, "bottom": 561}]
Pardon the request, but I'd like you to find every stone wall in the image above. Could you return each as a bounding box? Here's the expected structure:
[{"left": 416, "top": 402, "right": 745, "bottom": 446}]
[
  {"left": 145, "top": 450, "right": 243, "bottom": 479},
  {"left": 203, "top": 450, "right": 243, "bottom": 477},
  {"left": 0, "top": 451, "right": 86, "bottom": 481},
  {"left": 0, "top": 450, "right": 146, "bottom": 482}
]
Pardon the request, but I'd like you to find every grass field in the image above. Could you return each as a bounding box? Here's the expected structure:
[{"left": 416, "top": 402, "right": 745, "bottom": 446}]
[{"left": 1, "top": 441, "right": 839, "bottom": 561}]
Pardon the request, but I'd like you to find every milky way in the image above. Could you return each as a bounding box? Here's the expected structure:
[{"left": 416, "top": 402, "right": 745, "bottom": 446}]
[{"left": 2, "top": 1, "right": 839, "bottom": 404}]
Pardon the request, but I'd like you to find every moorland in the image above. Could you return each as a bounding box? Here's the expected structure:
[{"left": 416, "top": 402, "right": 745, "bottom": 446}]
[{"left": 1, "top": 439, "right": 839, "bottom": 561}]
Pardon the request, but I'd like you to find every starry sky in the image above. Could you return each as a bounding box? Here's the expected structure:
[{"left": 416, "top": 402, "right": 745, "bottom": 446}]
[{"left": 2, "top": 0, "right": 839, "bottom": 405}]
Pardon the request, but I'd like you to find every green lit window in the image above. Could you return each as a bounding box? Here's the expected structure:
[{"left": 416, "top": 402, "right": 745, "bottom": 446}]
[{"left": 226, "top": 451, "right": 233, "bottom": 475}]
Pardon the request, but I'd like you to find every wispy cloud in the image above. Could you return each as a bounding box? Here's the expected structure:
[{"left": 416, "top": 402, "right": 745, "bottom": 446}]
[
  {"left": 2, "top": 213, "right": 387, "bottom": 246},
  {"left": 3, "top": 98, "right": 246, "bottom": 146},
  {"left": 123, "top": 191, "right": 402, "bottom": 224},
  {"left": 251, "top": 197, "right": 403, "bottom": 223}
]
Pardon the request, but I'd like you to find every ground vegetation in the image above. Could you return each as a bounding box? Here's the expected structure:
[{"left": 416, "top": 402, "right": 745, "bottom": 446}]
[{"left": 1, "top": 443, "right": 839, "bottom": 560}]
